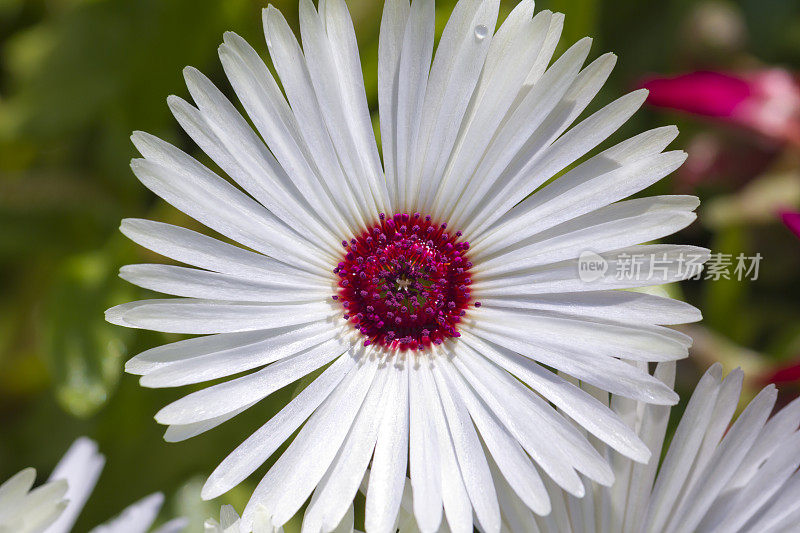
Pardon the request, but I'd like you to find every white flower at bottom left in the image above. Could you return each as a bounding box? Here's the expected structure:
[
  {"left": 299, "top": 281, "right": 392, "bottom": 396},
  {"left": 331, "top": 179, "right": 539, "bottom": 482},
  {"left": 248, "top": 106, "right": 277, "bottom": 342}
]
[
  {"left": 205, "top": 504, "right": 361, "bottom": 533},
  {"left": 0, "top": 437, "right": 186, "bottom": 533}
]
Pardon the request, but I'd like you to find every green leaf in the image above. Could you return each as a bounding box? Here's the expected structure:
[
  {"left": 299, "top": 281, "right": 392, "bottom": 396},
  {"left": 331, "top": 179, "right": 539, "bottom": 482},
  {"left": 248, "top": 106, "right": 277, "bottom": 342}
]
[{"left": 41, "top": 251, "right": 134, "bottom": 417}]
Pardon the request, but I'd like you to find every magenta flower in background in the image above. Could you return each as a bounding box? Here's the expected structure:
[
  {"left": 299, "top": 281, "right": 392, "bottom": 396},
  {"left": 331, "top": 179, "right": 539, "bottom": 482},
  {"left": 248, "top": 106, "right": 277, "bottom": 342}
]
[
  {"left": 782, "top": 211, "right": 800, "bottom": 239},
  {"left": 642, "top": 69, "right": 800, "bottom": 145},
  {"left": 766, "top": 360, "right": 800, "bottom": 386}
]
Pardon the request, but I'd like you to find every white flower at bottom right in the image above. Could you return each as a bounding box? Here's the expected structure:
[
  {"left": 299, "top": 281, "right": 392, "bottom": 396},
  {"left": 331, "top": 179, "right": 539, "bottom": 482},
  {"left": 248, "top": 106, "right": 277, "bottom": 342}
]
[
  {"left": 385, "top": 362, "right": 800, "bottom": 533},
  {"left": 362, "top": 362, "right": 800, "bottom": 533},
  {"left": 496, "top": 362, "right": 800, "bottom": 533}
]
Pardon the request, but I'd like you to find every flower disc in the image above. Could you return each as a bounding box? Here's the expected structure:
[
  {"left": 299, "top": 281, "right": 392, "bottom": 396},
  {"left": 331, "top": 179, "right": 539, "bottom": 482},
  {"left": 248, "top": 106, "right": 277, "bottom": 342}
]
[{"left": 335, "top": 213, "right": 476, "bottom": 350}]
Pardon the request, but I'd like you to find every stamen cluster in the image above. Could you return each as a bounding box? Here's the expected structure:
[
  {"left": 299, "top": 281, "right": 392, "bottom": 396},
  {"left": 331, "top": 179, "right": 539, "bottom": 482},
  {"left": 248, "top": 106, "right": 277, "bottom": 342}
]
[{"left": 334, "top": 213, "right": 478, "bottom": 351}]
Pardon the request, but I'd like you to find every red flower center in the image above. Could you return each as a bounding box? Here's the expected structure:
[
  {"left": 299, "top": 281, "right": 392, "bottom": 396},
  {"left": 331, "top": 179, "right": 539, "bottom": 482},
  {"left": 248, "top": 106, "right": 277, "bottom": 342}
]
[{"left": 334, "top": 213, "right": 479, "bottom": 351}]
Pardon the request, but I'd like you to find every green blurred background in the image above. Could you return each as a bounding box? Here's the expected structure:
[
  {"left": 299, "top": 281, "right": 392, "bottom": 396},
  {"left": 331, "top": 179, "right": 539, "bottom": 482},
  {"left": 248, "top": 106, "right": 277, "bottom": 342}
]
[{"left": 1, "top": 0, "right": 799, "bottom": 529}]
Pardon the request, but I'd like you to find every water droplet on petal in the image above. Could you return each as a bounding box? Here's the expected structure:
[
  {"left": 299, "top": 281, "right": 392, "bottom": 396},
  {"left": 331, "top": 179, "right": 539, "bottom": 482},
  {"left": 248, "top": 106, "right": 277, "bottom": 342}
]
[{"left": 474, "top": 24, "right": 488, "bottom": 41}]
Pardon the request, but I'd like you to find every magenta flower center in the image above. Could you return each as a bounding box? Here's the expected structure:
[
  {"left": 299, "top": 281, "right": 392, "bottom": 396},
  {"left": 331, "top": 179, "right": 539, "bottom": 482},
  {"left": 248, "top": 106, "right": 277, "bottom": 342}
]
[{"left": 334, "top": 213, "right": 478, "bottom": 351}]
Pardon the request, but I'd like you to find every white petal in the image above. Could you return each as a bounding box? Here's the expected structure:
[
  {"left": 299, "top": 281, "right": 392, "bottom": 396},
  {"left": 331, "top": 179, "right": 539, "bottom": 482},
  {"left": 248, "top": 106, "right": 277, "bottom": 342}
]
[
  {"left": 408, "top": 355, "right": 444, "bottom": 533},
  {"left": 176, "top": 68, "right": 340, "bottom": 252},
  {"left": 151, "top": 518, "right": 189, "bottom": 533},
  {"left": 394, "top": 0, "right": 434, "bottom": 211},
  {"left": 461, "top": 331, "right": 650, "bottom": 463},
  {"left": 446, "top": 37, "right": 593, "bottom": 228},
  {"left": 217, "top": 32, "right": 351, "bottom": 238},
  {"left": 408, "top": 0, "right": 499, "bottom": 214},
  {"left": 430, "top": 2, "right": 547, "bottom": 217},
  {"left": 330, "top": 505, "right": 355, "bottom": 533},
  {"left": 16, "top": 480, "right": 68, "bottom": 533},
  {"left": 202, "top": 354, "right": 356, "bottom": 500},
  {"left": 454, "top": 48, "right": 617, "bottom": 233},
  {"left": 302, "top": 367, "right": 391, "bottom": 533},
  {"left": 466, "top": 320, "right": 678, "bottom": 405},
  {"left": 377, "top": 0, "right": 410, "bottom": 209},
  {"left": 473, "top": 307, "right": 691, "bottom": 362},
  {"left": 322, "top": 0, "right": 389, "bottom": 205},
  {"left": 474, "top": 195, "right": 697, "bottom": 271},
  {"left": 664, "top": 384, "right": 777, "bottom": 533},
  {"left": 452, "top": 346, "right": 586, "bottom": 496},
  {"left": 489, "top": 464, "right": 540, "bottom": 533},
  {"left": 605, "top": 361, "right": 646, "bottom": 532},
  {"left": 0, "top": 468, "right": 37, "bottom": 512},
  {"left": 471, "top": 244, "right": 710, "bottom": 296},
  {"left": 644, "top": 365, "right": 723, "bottom": 533},
  {"left": 475, "top": 290, "right": 701, "bottom": 326},
  {"left": 88, "top": 493, "right": 163, "bottom": 533},
  {"left": 439, "top": 359, "right": 551, "bottom": 516},
  {"left": 416, "top": 359, "right": 473, "bottom": 533},
  {"left": 730, "top": 395, "right": 800, "bottom": 487},
  {"left": 120, "top": 264, "right": 330, "bottom": 303},
  {"left": 106, "top": 299, "right": 337, "bottom": 334},
  {"left": 432, "top": 362, "right": 500, "bottom": 533},
  {"left": 126, "top": 325, "right": 321, "bottom": 374},
  {"left": 119, "top": 219, "right": 321, "bottom": 284},
  {"left": 154, "top": 338, "right": 347, "bottom": 424},
  {"left": 163, "top": 404, "right": 252, "bottom": 443},
  {"left": 458, "top": 344, "right": 613, "bottom": 488},
  {"left": 128, "top": 156, "right": 328, "bottom": 274},
  {"left": 474, "top": 125, "right": 680, "bottom": 251},
  {"left": 262, "top": 6, "right": 368, "bottom": 228},
  {"left": 675, "top": 368, "right": 743, "bottom": 501},
  {"left": 699, "top": 430, "right": 800, "bottom": 533},
  {"left": 131, "top": 322, "right": 341, "bottom": 387},
  {"left": 621, "top": 361, "right": 676, "bottom": 533},
  {"left": 467, "top": 86, "right": 650, "bottom": 236},
  {"left": 741, "top": 469, "right": 800, "bottom": 532},
  {"left": 522, "top": 12, "right": 564, "bottom": 89},
  {"left": 366, "top": 363, "right": 410, "bottom": 533},
  {"left": 299, "top": 0, "right": 389, "bottom": 215},
  {"left": 541, "top": 477, "right": 575, "bottom": 532},
  {"left": 45, "top": 438, "right": 105, "bottom": 533},
  {"left": 242, "top": 355, "right": 378, "bottom": 529}
]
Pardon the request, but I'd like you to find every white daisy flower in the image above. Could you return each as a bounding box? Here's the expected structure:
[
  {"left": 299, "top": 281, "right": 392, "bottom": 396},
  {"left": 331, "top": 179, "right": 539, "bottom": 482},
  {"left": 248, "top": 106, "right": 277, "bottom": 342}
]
[
  {"left": 427, "top": 362, "right": 800, "bottom": 533},
  {"left": 0, "top": 466, "right": 67, "bottom": 533},
  {"left": 106, "top": 0, "right": 707, "bottom": 531},
  {"left": 0, "top": 438, "right": 186, "bottom": 533},
  {"left": 206, "top": 505, "right": 359, "bottom": 533},
  {"left": 91, "top": 493, "right": 186, "bottom": 533},
  {"left": 204, "top": 505, "right": 263, "bottom": 533}
]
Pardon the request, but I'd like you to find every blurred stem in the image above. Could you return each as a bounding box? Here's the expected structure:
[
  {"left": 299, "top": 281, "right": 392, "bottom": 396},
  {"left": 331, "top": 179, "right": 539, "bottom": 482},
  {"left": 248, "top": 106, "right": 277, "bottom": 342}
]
[{"left": 703, "top": 225, "right": 751, "bottom": 344}]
